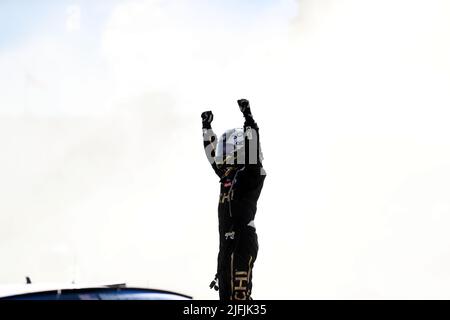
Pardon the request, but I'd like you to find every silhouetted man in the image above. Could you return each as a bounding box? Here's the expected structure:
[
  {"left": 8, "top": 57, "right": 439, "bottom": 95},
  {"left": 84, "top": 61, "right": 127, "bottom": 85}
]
[{"left": 202, "top": 99, "right": 266, "bottom": 300}]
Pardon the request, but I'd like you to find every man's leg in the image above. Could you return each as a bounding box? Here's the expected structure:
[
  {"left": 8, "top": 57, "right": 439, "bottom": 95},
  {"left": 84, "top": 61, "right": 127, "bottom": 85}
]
[
  {"left": 218, "top": 244, "right": 233, "bottom": 300},
  {"left": 231, "top": 227, "right": 259, "bottom": 300}
]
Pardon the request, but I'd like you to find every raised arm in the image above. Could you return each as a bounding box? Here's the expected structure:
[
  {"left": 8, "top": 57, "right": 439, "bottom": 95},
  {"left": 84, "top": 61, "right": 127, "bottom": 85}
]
[
  {"left": 201, "top": 111, "right": 224, "bottom": 177},
  {"left": 238, "top": 99, "right": 259, "bottom": 131},
  {"left": 237, "top": 99, "right": 263, "bottom": 166}
]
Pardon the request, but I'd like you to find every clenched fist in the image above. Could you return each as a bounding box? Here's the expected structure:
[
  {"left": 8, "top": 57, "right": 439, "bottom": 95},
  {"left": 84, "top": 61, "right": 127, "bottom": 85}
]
[
  {"left": 237, "top": 99, "right": 251, "bottom": 115},
  {"left": 201, "top": 110, "right": 214, "bottom": 126}
]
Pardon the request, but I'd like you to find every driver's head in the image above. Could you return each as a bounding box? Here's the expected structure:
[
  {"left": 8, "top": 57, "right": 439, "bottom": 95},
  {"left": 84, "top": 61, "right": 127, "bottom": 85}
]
[{"left": 215, "top": 128, "right": 245, "bottom": 170}]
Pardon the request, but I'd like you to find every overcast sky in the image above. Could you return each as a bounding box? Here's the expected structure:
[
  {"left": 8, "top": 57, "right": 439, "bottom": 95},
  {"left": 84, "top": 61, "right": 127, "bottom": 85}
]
[{"left": 1, "top": 0, "right": 450, "bottom": 299}]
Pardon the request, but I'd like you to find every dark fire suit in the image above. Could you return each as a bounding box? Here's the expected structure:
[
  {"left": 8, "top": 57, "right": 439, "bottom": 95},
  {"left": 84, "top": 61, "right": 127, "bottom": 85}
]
[{"left": 202, "top": 110, "right": 266, "bottom": 300}]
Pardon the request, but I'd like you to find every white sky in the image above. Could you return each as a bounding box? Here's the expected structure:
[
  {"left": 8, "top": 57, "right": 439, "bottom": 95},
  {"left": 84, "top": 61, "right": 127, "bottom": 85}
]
[{"left": 1, "top": 0, "right": 450, "bottom": 299}]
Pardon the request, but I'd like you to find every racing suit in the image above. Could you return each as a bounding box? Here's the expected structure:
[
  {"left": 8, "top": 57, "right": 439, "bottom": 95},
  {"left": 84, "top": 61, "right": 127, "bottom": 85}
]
[{"left": 202, "top": 109, "right": 266, "bottom": 300}]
